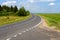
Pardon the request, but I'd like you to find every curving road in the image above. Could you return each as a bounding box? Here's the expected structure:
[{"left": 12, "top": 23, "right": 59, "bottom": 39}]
[
  {"left": 0, "top": 14, "right": 60, "bottom": 40},
  {"left": 0, "top": 14, "right": 41, "bottom": 40}
]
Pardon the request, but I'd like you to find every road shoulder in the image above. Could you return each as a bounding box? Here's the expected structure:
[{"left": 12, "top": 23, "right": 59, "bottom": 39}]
[
  {"left": 38, "top": 17, "right": 60, "bottom": 40},
  {"left": 39, "top": 17, "right": 60, "bottom": 32}
]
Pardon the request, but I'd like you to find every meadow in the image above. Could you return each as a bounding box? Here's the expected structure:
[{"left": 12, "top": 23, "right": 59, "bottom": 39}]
[
  {"left": 37, "top": 13, "right": 60, "bottom": 29},
  {"left": 0, "top": 15, "right": 30, "bottom": 26}
]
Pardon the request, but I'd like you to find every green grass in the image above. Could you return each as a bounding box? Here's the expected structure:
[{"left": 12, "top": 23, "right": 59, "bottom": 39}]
[
  {"left": 0, "top": 15, "right": 31, "bottom": 26},
  {"left": 37, "top": 13, "right": 60, "bottom": 29}
]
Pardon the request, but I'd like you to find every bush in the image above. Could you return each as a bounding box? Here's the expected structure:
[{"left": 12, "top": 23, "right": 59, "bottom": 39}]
[
  {"left": 17, "top": 7, "right": 30, "bottom": 16},
  {"left": 26, "top": 11, "right": 30, "bottom": 16}
]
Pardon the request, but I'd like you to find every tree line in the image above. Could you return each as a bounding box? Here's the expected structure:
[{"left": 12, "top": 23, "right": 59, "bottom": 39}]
[{"left": 0, "top": 5, "right": 30, "bottom": 16}]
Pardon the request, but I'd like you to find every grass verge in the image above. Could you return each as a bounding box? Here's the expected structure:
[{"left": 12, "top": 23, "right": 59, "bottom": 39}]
[
  {"left": 0, "top": 15, "right": 31, "bottom": 26},
  {"left": 37, "top": 13, "right": 60, "bottom": 30}
]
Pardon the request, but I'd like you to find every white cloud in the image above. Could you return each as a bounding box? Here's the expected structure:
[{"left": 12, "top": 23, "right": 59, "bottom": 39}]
[
  {"left": 2, "top": 1, "right": 16, "bottom": 6},
  {"left": 29, "top": 0, "right": 55, "bottom": 3},
  {"left": 49, "top": 3, "right": 55, "bottom": 6},
  {"left": 29, "top": 0, "right": 34, "bottom": 3},
  {"left": 40, "top": 0, "right": 55, "bottom": 2}
]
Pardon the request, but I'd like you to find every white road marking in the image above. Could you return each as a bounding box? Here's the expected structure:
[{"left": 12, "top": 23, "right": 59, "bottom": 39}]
[
  {"left": 6, "top": 38, "right": 11, "bottom": 40},
  {"left": 29, "top": 28, "right": 32, "bottom": 30},
  {"left": 34, "top": 26, "right": 37, "bottom": 28},
  {"left": 32, "top": 27, "right": 35, "bottom": 29},
  {"left": 13, "top": 34, "right": 18, "bottom": 37},
  {"left": 6, "top": 17, "right": 41, "bottom": 40},
  {"left": 31, "top": 27, "right": 34, "bottom": 29},
  {"left": 26, "top": 29, "right": 29, "bottom": 31},
  {"left": 34, "top": 21, "right": 41, "bottom": 28},
  {"left": 18, "top": 33, "right": 22, "bottom": 35},
  {"left": 22, "top": 31, "right": 26, "bottom": 33}
]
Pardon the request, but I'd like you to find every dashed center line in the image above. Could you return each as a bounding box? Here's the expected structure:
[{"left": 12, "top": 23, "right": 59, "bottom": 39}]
[
  {"left": 26, "top": 29, "right": 29, "bottom": 31},
  {"left": 13, "top": 34, "right": 18, "bottom": 37},
  {"left": 31, "top": 27, "right": 34, "bottom": 29},
  {"left": 6, "top": 38, "right": 11, "bottom": 40},
  {"left": 6, "top": 26, "right": 37, "bottom": 40},
  {"left": 18, "top": 33, "right": 22, "bottom": 35},
  {"left": 22, "top": 31, "right": 26, "bottom": 33},
  {"left": 29, "top": 28, "right": 32, "bottom": 30}
]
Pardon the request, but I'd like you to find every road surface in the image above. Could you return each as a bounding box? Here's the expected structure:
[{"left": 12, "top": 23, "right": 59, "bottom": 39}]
[
  {"left": 0, "top": 14, "right": 60, "bottom": 40},
  {"left": 0, "top": 14, "right": 41, "bottom": 40}
]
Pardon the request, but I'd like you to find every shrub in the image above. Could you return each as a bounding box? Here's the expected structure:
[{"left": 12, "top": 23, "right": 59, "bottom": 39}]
[{"left": 17, "top": 7, "right": 30, "bottom": 16}]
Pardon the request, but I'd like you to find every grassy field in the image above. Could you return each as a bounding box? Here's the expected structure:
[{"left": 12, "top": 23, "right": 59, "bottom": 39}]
[
  {"left": 0, "top": 15, "right": 31, "bottom": 26},
  {"left": 37, "top": 13, "right": 60, "bottom": 29}
]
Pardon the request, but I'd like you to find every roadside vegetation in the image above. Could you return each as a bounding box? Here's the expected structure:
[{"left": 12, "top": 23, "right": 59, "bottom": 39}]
[
  {"left": 37, "top": 13, "right": 60, "bottom": 29},
  {"left": 0, "top": 5, "right": 30, "bottom": 26}
]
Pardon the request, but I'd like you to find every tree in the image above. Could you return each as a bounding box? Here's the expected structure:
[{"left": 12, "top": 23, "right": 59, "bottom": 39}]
[
  {"left": 6, "top": 6, "right": 10, "bottom": 12},
  {"left": 10, "top": 6, "right": 14, "bottom": 12},
  {"left": 13, "top": 6, "right": 18, "bottom": 13},
  {"left": 0, "top": 5, "right": 2, "bottom": 11},
  {"left": 0, "top": 5, "right": 30, "bottom": 16},
  {"left": 2, "top": 5, "right": 10, "bottom": 12},
  {"left": 17, "top": 7, "right": 26, "bottom": 16}
]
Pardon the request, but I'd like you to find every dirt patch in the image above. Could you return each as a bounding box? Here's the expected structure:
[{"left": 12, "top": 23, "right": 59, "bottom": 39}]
[{"left": 39, "top": 17, "right": 60, "bottom": 32}]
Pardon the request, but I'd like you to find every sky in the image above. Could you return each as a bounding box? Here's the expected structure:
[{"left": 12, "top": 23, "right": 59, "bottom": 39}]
[{"left": 0, "top": 0, "right": 60, "bottom": 13}]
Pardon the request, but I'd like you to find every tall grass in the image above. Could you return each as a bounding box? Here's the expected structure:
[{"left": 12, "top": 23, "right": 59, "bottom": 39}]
[
  {"left": 37, "top": 14, "right": 60, "bottom": 29},
  {"left": 0, "top": 15, "right": 31, "bottom": 26}
]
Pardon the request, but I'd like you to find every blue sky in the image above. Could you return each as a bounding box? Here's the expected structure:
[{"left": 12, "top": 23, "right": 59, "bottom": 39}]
[{"left": 0, "top": 0, "right": 60, "bottom": 13}]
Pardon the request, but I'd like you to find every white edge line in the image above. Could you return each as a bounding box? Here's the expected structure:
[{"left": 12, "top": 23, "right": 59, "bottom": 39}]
[
  {"left": 33, "top": 17, "right": 42, "bottom": 28},
  {"left": 6, "top": 16, "right": 42, "bottom": 40}
]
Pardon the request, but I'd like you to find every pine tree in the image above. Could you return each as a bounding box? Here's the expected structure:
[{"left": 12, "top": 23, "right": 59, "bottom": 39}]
[
  {"left": 0, "top": 5, "right": 2, "bottom": 11},
  {"left": 10, "top": 6, "right": 14, "bottom": 12},
  {"left": 2, "top": 5, "right": 10, "bottom": 12},
  {"left": 13, "top": 6, "right": 18, "bottom": 13}
]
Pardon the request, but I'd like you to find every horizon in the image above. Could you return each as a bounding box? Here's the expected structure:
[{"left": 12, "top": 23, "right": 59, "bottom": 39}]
[{"left": 0, "top": 0, "right": 60, "bottom": 13}]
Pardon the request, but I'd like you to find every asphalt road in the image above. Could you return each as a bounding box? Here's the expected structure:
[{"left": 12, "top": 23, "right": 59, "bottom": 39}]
[
  {"left": 0, "top": 14, "right": 41, "bottom": 40},
  {"left": 0, "top": 14, "right": 60, "bottom": 40}
]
